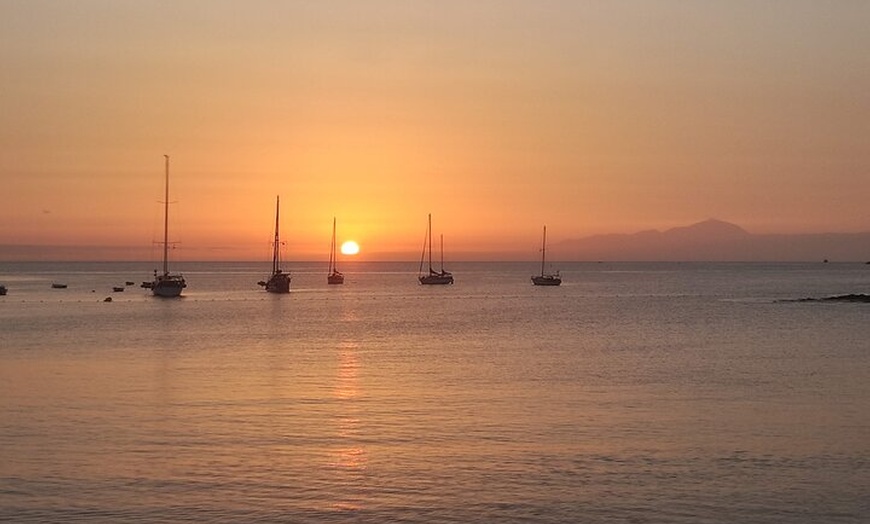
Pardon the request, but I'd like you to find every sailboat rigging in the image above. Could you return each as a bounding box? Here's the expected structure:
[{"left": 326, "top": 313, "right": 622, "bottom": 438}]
[
  {"left": 418, "top": 213, "right": 453, "bottom": 285},
  {"left": 257, "top": 196, "right": 291, "bottom": 293},
  {"left": 141, "top": 155, "right": 187, "bottom": 297},
  {"left": 328, "top": 217, "right": 344, "bottom": 285},
  {"left": 531, "top": 225, "right": 561, "bottom": 286}
]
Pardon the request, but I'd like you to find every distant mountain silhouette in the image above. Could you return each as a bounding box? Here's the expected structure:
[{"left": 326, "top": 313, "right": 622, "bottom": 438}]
[
  {"left": 555, "top": 219, "right": 870, "bottom": 262},
  {"left": 660, "top": 218, "right": 750, "bottom": 241}
]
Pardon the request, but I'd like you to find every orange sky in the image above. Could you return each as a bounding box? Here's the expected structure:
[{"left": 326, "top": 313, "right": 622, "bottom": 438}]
[{"left": 1, "top": 1, "right": 868, "bottom": 261}]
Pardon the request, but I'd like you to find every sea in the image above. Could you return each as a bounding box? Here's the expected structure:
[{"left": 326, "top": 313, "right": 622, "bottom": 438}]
[{"left": 1, "top": 261, "right": 867, "bottom": 523}]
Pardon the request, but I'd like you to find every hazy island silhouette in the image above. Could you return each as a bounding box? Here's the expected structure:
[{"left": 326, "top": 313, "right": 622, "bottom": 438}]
[
  {"left": 555, "top": 219, "right": 870, "bottom": 263},
  {"left": 2, "top": 218, "right": 870, "bottom": 263}
]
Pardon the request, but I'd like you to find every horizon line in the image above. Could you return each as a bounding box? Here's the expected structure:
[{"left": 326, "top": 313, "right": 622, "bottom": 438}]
[{"left": 1, "top": 258, "right": 865, "bottom": 265}]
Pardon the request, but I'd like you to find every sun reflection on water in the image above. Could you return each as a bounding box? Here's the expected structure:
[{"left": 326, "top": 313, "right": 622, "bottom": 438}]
[{"left": 328, "top": 340, "right": 367, "bottom": 512}]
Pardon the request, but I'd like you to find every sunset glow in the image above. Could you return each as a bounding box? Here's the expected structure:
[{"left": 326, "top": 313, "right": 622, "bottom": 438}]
[
  {"left": 1, "top": 2, "right": 868, "bottom": 261},
  {"left": 340, "top": 241, "right": 360, "bottom": 256}
]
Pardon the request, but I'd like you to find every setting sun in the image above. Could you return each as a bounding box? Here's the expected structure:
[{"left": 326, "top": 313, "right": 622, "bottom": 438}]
[{"left": 340, "top": 241, "right": 360, "bottom": 256}]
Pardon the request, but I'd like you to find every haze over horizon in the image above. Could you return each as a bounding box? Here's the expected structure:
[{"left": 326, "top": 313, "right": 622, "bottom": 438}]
[
  {"left": 2, "top": 2, "right": 868, "bottom": 262},
  {"left": 3, "top": 218, "right": 870, "bottom": 263}
]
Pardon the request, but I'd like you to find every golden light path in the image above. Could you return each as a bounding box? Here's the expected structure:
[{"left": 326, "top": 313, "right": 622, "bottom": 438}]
[{"left": 340, "top": 241, "right": 360, "bottom": 256}]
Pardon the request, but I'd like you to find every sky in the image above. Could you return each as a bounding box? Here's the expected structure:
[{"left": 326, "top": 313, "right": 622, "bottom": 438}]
[{"left": 1, "top": 1, "right": 868, "bottom": 261}]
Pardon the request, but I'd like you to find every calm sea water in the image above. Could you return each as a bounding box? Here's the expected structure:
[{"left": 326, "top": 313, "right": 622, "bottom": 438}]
[{"left": 1, "top": 261, "right": 868, "bottom": 523}]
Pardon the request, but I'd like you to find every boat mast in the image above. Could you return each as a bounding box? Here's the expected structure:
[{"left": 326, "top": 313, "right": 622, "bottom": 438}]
[
  {"left": 428, "top": 214, "right": 434, "bottom": 274},
  {"left": 162, "top": 154, "right": 170, "bottom": 276},
  {"left": 329, "top": 216, "right": 336, "bottom": 273},
  {"left": 540, "top": 225, "right": 547, "bottom": 277},
  {"left": 440, "top": 234, "right": 445, "bottom": 273},
  {"left": 272, "top": 196, "right": 280, "bottom": 274}
]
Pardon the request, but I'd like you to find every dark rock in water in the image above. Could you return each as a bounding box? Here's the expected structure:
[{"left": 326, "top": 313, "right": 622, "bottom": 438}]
[
  {"left": 780, "top": 293, "right": 870, "bottom": 303},
  {"left": 821, "top": 294, "right": 870, "bottom": 302}
]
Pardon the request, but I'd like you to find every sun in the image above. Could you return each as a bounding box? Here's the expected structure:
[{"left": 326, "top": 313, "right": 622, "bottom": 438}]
[{"left": 340, "top": 241, "right": 360, "bottom": 256}]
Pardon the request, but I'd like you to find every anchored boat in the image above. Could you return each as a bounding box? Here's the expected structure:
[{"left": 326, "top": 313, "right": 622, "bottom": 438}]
[
  {"left": 257, "top": 196, "right": 291, "bottom": 293},
  {"left": 531, "top": 225, "right": 561, "bottom": 286},
  {"left": 327, "top": 217, "right": 344, "bottom": 285},
  {"left": 141, "top": 155, "right": 187, "bottom": 297},
  {"left": 419, "top": 214, "right": 453, "bottom": 285}
]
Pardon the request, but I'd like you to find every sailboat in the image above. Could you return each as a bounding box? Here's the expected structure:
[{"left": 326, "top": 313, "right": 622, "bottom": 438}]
[
  {"left": 419, "top": 213, "right": 454, "bottom": 285},
  {"left": 327, "top": 217, "right": 344, "bottom": 285},
  {"left": 141, "top": 155, "right": 187, "bottom": 297},
  {"left": 257, "top": 196, "right": 291, "bottom": 293},
  {"left": 531, "top": 225, "right": 561, "bottom": 286}
]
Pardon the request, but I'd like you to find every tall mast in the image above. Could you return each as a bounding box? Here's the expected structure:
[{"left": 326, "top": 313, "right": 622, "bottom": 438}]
[
  {"left": 541, "top": 226, "right": 547, "bottom": 277},
  {"left": 440, "top": 234, "right": 444, "bottom": 273},
  {"left": 329, "top": 216, "right": 336, "bottom": 272},
  {"left": 428, "top": 214, "right": 433, "bottom": 273},
  {"left": 272, "top": 196, "right": 280, "bottom": 273},
  {"left": 162, "top": 155, "right": 170, "bottom": 275}
]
